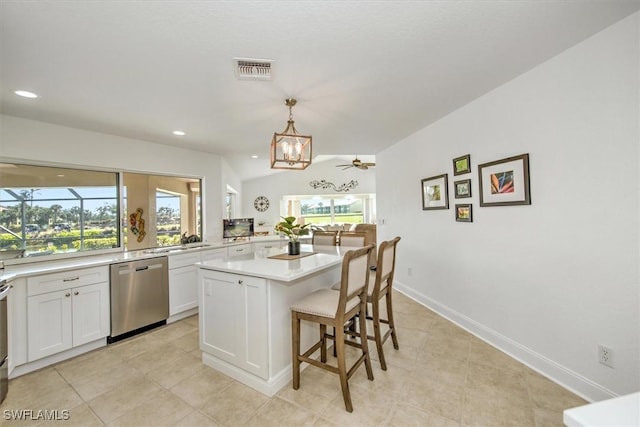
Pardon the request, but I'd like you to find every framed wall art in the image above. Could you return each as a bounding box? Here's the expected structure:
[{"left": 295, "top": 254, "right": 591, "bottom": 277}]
[
  {"left": 421, "top": 173, "right": 449, "bottom": 210},
  {"left": 454, "top": 179, "right": 472, "bottom": 198},
  {"left": 455, "top": 204, "right": 472, "bottom": 222},
  {"left": 453, "top": 154, "right": 471, "bottom": 175},
  {"left": 478, "top": 153, "right": 530, "bottom": 207}
]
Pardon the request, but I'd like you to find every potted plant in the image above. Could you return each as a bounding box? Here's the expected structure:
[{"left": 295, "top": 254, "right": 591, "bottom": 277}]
[{"left": 274, "top": 216, "right": 309, "bottom": 255}]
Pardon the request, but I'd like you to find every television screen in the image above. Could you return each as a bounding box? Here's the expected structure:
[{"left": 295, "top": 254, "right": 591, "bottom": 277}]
[{"left": 223, "top": 218, "right": 254, "bottom": 238}]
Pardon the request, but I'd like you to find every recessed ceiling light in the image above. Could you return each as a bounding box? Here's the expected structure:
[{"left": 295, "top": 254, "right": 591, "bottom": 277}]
[
  {"left": 172, "top": 130, "right": 186, "bottom": 136},
  {"left": 15, "top": 90, "right": 38, "bottom": 98},
  {"left": 251, "top": 155, "right": 258, "bottom": 159}
]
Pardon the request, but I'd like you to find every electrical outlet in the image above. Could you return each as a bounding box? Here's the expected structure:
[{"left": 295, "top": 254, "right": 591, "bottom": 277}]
[
  {"left": 407, "top": 267, "right": 412, "bottom": 277},
  {"left": 598, "top": 344, "right": 614, "bottom": 368}
]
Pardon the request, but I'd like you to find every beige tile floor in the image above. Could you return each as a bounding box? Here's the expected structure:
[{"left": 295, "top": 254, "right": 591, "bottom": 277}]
[{"left": 0, "top": 292, "right": 586, "bottom": 426}]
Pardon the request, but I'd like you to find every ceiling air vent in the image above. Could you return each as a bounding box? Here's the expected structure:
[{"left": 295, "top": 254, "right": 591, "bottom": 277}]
[{"left": 233, "top": 58, "right": 274, "bottom": 81}]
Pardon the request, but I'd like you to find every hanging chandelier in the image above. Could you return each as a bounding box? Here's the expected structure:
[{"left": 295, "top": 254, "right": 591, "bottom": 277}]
[{"left": 270, "top": 98, "right": 312, "bottom": 170}]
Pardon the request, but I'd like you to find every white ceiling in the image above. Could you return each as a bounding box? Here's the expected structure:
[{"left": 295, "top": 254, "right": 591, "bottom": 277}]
[{"left": 1, "top": 1, "right": 638, "bottom": 180}]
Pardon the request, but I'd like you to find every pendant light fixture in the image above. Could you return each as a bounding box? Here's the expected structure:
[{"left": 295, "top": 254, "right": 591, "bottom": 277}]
[{"left": 270, "top": 98, "right": 312, "bottom": 170}]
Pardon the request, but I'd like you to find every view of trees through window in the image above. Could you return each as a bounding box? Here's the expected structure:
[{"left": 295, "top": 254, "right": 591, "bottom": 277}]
[
  {"left": 0, "top": 164, "right": 120, "bottom": 257},
  {"left": 1, "top": 163, "right": 203, "bottom": 259},
  {"left": 283, "top": 194, "right": 376, "bottom": 226},
  {"left": 156, "top": 191, "right": 181, "bottom": 246}
]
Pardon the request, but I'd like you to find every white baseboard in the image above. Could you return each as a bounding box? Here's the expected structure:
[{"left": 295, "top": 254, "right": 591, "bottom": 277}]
[
  {"left": 10, "top": 339, "right": 106, "bottom": 379},
  {"left": 394, "top": 281, "right": 616, "bottom": 403},
  {"left": 167, "top": 307, "right": 198, "bottom": 324},
  {"left": 201, "top": 352, "right": 292, "bottom": 397}
]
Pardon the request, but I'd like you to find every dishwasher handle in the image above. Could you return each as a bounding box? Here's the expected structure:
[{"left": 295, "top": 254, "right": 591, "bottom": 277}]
[{"left": 117, "top": 262, "right": 164, "bottom": 276}]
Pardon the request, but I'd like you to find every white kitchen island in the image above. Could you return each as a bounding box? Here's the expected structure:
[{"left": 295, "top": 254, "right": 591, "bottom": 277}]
[{"left": 196, "top": 244, "right": 349, "bottom": 396}]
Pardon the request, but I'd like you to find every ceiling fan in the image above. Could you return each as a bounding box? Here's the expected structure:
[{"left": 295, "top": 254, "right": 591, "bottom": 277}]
[{"left": 336, "top": 156, "right": 376, "bottom": 170}]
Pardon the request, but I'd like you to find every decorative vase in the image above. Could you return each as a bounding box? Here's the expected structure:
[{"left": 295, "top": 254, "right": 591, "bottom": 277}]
[{"left": 288, "top": 241, "right": 301, "bottom": 256}]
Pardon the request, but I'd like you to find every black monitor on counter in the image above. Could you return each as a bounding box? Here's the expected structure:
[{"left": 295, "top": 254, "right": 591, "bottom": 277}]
[{"left": 223, "top": 218, "right": 254, "bottom": 239}]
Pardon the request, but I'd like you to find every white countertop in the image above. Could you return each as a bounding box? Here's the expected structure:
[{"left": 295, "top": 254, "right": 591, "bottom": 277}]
[
  {"left": 197, "top": 244, "right": 349, "bottom": 282},
  {"left": 563, "top": 392, "right": 639, "bottom": 427},
  {"left": 0, "top": 236, "right": 293, "bottom": 281}
]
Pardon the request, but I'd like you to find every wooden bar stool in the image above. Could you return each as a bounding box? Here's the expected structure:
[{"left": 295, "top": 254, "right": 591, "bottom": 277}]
[
  {"left": 290, "top": 245, "right": 375, "bottom": 412},
  {"left": 366, "top": 236, "right": 401, "bottom": 370},
  {"left": 337, "top": 231, "right": 367, "bottom": 247},
  {"left": 312, "top": 230, "right": 338, "bottom": 246}
]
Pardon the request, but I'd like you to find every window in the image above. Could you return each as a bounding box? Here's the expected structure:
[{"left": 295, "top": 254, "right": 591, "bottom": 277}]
[
  {"left": 0, "top": 163, "right": 120, "bottom": 257},
  {"left": 0, "top": 162, "right": 204, "bottom": 260},
  {"left": 156, "top": 190, "right": 181, "bottom": 247},
  {"left": 226, "top": 186, "right": 238, "bottom": 219},
  {"left": 122, "top": 172, "right": 202, "bottom": 248},
  {"left": 282, "top": 194, "right": 376, "bottom": 226}
]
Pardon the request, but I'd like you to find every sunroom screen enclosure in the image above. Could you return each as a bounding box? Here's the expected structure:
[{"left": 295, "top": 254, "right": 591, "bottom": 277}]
[{"left": 0, "top": 164, "right": 120, "bottom": 256}]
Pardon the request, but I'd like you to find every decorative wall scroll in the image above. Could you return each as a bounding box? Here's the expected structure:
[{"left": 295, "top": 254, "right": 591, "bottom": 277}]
[{"left": 309, "top": 179, "right": 359, "bottom": 192}]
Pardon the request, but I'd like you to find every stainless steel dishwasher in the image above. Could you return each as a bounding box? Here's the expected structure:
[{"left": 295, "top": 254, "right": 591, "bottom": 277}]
[{"left": 109, "top": 257, "right": 169, "bottom": 342}]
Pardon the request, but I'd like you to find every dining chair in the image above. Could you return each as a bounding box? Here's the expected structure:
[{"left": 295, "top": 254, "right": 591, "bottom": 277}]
[
  {"left": 338, "top": 231, "right": 367, "bottom": 247},
  {"left": 312, "top": 230, "right": 338, "bottom": 246},
  {"left": 290, "top": 244, "right": 375, "bottom": 412}
]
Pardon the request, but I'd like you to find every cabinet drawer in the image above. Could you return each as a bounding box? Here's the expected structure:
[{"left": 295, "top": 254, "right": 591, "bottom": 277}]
[
  {"left": 227, "top": 244, "right": 253, "bottom": 257},
  {"left": 27, "top": 266, "right": 108, "bottom": 296},
  {"left": 201, "top": 248, "right": 226, "bottom": 262},
  {"left": 253, "top": 241, "right": 286, "bottom": 250},
  {"left": 168, "top": 252, "right": 201, "bottom": 269}
]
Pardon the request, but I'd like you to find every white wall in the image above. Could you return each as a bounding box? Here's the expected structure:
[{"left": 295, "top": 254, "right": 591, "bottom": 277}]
[
  {"left": 0, "top": 115, "right": 226, "bottom": 241},
  {"left": 241, "top": 158, "right": 375, "bottom": 229},
  {"left": 376, "top": 13, "right": 639, "bottom": 401}
]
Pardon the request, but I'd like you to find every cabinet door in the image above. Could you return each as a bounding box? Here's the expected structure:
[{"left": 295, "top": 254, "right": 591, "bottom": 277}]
[
  {"left": 72, "top": 282, "right": 110, "bottom": 346},
  {"left": 241, "top": 275, "right": 268, "bottom": 378},
  {"left": 27, "top": 289, "right": 72, "bottom": 361},
  {"left": 200, "top": 271, "right": 268, "bottom": 378},
  {"left": 169, "top": 265, "right": 198, "bottom": 316}
]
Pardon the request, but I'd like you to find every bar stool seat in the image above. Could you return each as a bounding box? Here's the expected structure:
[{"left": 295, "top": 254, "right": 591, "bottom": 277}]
[{"left": 290, "top": 244, "right": 375, "bottom": 413}]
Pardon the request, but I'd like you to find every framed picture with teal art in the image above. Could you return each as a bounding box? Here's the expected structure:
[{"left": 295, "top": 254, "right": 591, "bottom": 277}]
[
  {"left": 454, "top": 179, "right": 472, "bottom": 198},
  {"left": 478, "top": 153, "right": 530, "bottom": 206},
  {"left": 421, "top": 173, "right": 449, "bottom": 210}
]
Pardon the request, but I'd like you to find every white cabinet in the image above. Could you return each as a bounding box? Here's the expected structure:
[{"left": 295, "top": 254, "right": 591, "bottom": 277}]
[
  {"left": 200, "top": 270, "right": 268, "bottom": 379},
  {"left": 168, "top": 248, "right": 226, "bottom": 318},
  {"left": 72, "top": 282, "right": 110, "bottom": 345},
  {"left": 227, "top": 243, "right": 253, "bottom": 257},
  {"left": 253, "top": 240, "right": 287, "bottom": 251},
  {"left": 168, "top": 252, "right": 200, "bottom": 316},
  {"left": 26, "top": 267, "right": 109, "bottom": 362},
  {"left": 201, "top": 247, "right": 226, "bottom": 263}
]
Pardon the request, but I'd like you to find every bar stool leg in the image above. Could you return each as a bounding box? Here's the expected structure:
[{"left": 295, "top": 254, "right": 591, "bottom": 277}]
[
  {"left": 335, "top": 326, "right": 353, "bottom": 412},
  {"left": 359, "top": 299, "right": 374, "bottom": 380},
  {"left": 320, "top": 324, "right": 327, "bottom": 363},
  {"left": 372, "top": 298, "right": 387, "bottom": 371},
  {"left": 386, "top": 292, "right": 399, "bottom": 350},
  {"left": 291, "top": 312, "right": 301, "bottom": 390}
]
